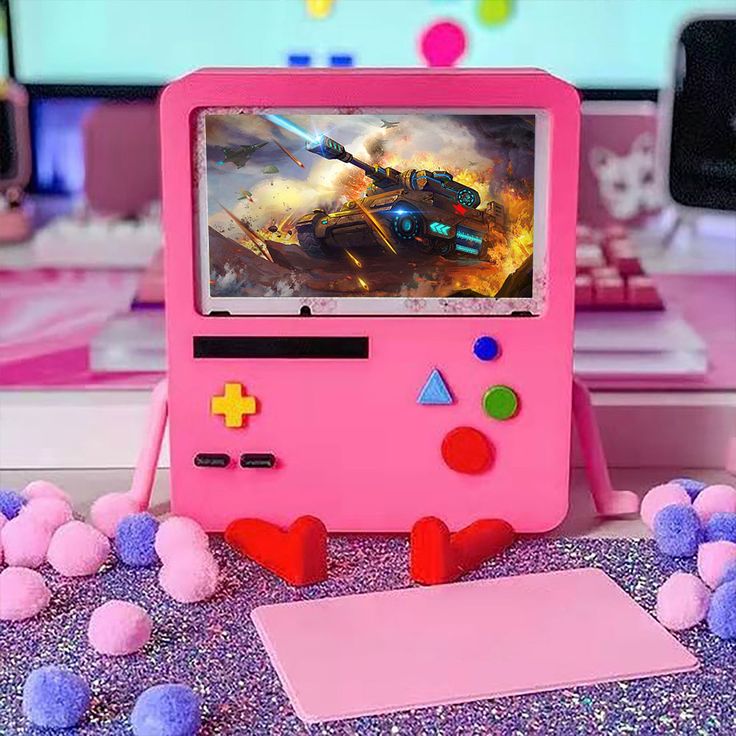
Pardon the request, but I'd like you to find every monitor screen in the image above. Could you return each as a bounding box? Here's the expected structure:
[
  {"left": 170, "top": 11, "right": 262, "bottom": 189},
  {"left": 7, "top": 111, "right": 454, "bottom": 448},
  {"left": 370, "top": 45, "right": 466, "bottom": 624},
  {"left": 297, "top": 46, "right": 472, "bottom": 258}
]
[
  {"left": 197, "top": 110, "right": 545, "bottom": 316},
  {"left": 12, "top": 0, "right": 734, "bottom": 88},
  {"left": 668, "top": 17, "right": 736, "bottom": 212},
  {"left": 29, "top": 97, "right": 100, "bottom": 194}
]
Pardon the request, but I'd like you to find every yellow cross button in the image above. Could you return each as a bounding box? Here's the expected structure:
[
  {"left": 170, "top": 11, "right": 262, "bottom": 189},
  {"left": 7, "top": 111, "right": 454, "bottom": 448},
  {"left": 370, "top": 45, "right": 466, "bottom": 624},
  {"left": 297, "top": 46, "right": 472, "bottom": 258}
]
[{"left": 211, "top": 383, "right": 257, "bottom": 428}]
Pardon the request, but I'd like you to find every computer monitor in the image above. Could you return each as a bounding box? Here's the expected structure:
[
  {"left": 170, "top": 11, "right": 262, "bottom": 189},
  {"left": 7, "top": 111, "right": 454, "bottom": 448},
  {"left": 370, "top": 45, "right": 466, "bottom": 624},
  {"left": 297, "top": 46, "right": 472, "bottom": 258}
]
[
  {"left": 666, "top": 16, "right": 736, "bottom": 212},
  {"left": 11, "top": 0, "right": 733, "bottom": 90}
]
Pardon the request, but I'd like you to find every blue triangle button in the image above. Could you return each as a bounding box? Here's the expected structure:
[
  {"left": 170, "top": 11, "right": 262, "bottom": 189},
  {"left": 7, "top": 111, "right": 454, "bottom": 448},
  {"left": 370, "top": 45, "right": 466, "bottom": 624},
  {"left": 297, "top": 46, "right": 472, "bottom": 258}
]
[{"left": 417, "top": 369, "right": 454, "bottom": 405}]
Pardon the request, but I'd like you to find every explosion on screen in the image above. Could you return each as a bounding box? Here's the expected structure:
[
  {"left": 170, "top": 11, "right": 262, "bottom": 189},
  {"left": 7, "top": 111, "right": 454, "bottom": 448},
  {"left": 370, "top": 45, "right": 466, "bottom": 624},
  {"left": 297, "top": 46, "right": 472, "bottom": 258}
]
[{"left": 204, "top": 113, "right": 535, "bottom": 300}]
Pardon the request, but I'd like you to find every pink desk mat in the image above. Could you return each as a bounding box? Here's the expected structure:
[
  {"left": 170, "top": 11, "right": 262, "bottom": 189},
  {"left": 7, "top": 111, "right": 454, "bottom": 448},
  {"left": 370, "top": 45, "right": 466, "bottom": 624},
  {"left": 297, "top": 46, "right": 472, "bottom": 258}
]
[
  {"left": 252, "top": 568, "right": 698, "bottom": 723},
  {"left": 584, "top": 273, "right": 736, "bottom": 391},
  {"left": 0, "top": 269, "right": 161, "bottom": 389}
]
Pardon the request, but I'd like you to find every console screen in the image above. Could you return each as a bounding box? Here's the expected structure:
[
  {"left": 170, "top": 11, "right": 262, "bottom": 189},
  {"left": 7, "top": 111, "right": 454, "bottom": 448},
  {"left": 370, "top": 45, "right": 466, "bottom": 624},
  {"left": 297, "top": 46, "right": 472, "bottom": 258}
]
[{"left": 197, "top": 111, "right": 545, "bottom": 315}]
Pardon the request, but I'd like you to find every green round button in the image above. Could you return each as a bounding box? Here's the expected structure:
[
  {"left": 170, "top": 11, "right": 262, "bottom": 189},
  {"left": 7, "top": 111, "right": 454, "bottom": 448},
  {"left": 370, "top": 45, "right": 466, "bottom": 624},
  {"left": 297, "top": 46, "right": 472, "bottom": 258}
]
[{"left": 483, "top": 385, "right": 519, "bottom": 420}]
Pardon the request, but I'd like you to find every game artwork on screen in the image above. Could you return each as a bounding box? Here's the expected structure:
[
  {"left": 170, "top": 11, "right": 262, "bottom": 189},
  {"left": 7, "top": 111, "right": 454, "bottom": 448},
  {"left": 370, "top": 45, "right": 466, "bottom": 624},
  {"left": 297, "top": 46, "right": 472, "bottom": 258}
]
[{"left": 202, "top": 112, "right": 535, "bottom": 301}]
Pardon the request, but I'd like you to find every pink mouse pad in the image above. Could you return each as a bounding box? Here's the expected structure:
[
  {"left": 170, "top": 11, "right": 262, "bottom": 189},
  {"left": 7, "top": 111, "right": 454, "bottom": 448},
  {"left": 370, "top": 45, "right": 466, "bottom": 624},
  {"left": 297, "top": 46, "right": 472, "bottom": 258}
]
[{"left": 252, "top": 568, "right": 698, "bottom": 723}]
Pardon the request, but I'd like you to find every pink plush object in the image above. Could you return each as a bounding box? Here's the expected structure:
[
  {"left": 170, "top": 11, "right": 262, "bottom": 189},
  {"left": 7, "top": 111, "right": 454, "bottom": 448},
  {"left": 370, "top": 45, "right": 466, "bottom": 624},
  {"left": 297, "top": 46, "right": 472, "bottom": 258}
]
[
  {"left": 697, "top": 540, "right": 736, "bottom": 589},
  {"left": 154, "top": 516, "right": 209, "bottom": 564},
  {"left": 47, "top": 521, "right": 111, "bottom": 577},
  {"left": 88, "top": 600, "right": 152, "bottom": 655},
  {"left": 21, "top": 497, "right": 74, "bottom": 532},
  {"left": 89, "top": 493, "right": 140, "bottom": 538},
  {"left": 640, "top": 483, "right": 691, "bottom": 530},
  {"left": 656, "top": 572, "right": 711, "bottom": 631},
  {"left": 0, "top": 567, "right": 51, "bottom": 621},
  {"left": 693, "top": 484, "right": 736, "bottom": 524},
  {"left": 158, "top": 549, "right": 219, "bottom": 603},
  {"left": 0, "top": 516, "right": 53, "bottom": 568},
  {"left": 22, "top": 480, "right": 72, "bottom": 505}
]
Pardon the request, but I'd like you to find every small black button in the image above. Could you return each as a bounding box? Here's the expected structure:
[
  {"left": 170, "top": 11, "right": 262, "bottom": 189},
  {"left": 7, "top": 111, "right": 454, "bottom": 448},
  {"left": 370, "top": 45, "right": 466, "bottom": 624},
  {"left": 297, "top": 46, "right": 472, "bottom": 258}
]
[
  {"left": 194, "top": 453, "right": 231, "bottom": 468},
  {"left": 240, "top": 453, "right": 276, "bottom": 469}
]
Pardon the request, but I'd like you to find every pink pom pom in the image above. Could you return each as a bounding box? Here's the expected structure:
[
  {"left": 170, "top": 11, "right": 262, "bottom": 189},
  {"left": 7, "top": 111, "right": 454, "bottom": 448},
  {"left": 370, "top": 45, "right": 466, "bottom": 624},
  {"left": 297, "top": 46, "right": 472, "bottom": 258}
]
[
  {"left": 159, "top": 549, "right": 218, "bottom": 603},
  {"left": 21, "top": 497, "right": 73, "bottom": 532},
  {"left": 154, "top": 516, "right": 209, "bottom": 564},
  {"left": 693, "top": 484, "right": 736, "bottom": 524},
  {"left": 88, "top": 600, "right": 152, "bottom": 655},
  {"left": 22, "top": 480, "right": 72, "bottom": 505},
  {"left": 656, "top": 572, "right": 711, "bottom": 631},
  {"left": 0, "top": 567, "right": 51, "bottom": 621},
  {"left": 89, "top": 493, "right": 140, "bottom": 538},
  {"left": 0, "top": 516, "right": 53, "bottom": 568},
  {"left": 697, "top": 540, "right": 736, "bottom": 589},
  {"left": 47, "top": 521, "right": 111, "bottom": 577},
  {"left": 640, "top": 483, "right": 691, "bottom": 530}
]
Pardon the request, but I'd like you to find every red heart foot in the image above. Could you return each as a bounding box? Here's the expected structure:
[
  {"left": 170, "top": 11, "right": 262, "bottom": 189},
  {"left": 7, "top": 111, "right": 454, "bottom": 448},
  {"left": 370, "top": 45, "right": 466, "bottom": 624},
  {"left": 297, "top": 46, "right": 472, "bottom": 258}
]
[
  {"left": 410, "top": 516, "right": 515, "bottom": 585},
  {"left": 225, "top": 515, "right": 328, "bottom": 587}
]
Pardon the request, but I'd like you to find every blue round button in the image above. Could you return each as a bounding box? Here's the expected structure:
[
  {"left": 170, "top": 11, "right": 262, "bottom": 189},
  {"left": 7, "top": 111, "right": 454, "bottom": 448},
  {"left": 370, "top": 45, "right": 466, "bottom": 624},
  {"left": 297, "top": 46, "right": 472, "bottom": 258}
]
[{"left": 473, "top": 336, "right": 500, "bottom": 361}]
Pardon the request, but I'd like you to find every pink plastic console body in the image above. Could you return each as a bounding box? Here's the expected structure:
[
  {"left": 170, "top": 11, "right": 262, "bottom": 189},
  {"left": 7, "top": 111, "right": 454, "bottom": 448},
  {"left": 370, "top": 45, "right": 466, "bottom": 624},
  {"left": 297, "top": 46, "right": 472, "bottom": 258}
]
[{"left": 160, "top": 69, "right": 580, "bottom": 533}]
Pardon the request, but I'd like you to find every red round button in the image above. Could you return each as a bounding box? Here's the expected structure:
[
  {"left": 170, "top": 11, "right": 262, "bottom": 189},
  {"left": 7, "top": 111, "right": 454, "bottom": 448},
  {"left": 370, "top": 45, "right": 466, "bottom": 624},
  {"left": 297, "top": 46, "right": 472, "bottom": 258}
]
[{"left": 441, "top": 427, "right": 494, "bottom": 474}]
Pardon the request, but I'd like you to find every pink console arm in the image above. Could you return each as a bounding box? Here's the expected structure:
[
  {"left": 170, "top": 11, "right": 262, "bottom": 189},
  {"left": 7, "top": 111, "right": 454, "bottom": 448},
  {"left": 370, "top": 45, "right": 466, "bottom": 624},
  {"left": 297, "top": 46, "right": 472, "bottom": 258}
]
[
  {"left": 130, "top": 377, "right": 169, "bottom": 510},
  {"left": 572, "top": 377, "right": 640, "bottom": 517}
]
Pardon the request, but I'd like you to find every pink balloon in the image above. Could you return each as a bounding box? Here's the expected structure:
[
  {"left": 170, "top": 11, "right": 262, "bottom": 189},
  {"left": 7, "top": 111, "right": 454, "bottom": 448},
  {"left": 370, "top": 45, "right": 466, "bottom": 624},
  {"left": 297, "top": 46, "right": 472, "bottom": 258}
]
[{"left": 419, "top": 20, "right": 468, "bottom": 67}]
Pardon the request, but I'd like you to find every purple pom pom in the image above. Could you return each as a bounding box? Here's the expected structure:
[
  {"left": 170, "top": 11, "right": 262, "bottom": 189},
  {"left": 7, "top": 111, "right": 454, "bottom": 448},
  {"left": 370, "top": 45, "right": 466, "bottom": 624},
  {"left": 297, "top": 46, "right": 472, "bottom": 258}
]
[
  {"left": 653, "top": 504, "right": 703, "bottom": 558},
  {"left": 0, "top": 489, "right": 26, "bottom": 519},
  {"left": 707, "top": 581, "right": 736, "bottom": 639},
  {"left": 22, "top": 666, "right": 90, "bottom": 728},
  {"left": 670, "top": 477, "right": 707, "bottom": 501},
  {"left": 722, "top": 562, "right": 736, "bottom": 587},
  {"left": 131, "top": 683, "right": 201, "bottom": 736},
  {"left": 115, "top": 513, "right": 160, "bottom": 568},
  {"left": 705, "top": 512, "right": 736, "bottom": 543}
]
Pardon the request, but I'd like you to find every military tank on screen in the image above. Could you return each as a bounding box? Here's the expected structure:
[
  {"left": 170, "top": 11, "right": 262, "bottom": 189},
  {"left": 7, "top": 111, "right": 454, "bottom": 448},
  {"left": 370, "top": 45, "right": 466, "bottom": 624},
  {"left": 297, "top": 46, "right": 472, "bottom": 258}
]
[{"left": 294, "top": 135, "right": 506, "bottom": 260}]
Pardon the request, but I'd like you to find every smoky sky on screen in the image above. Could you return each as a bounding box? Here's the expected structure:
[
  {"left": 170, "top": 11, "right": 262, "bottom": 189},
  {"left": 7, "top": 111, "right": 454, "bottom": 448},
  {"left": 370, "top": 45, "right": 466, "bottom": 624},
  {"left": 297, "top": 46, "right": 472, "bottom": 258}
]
[{"left": 204, "top": 112, "right": 535, "bottom": 301}]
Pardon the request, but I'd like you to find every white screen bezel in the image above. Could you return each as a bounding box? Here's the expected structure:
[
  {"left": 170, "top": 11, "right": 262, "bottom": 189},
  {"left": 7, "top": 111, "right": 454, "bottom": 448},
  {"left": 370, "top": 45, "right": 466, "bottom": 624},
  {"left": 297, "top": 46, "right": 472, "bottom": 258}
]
[{"left": 196, "top": 108, "right": 549, "bottom": 316}]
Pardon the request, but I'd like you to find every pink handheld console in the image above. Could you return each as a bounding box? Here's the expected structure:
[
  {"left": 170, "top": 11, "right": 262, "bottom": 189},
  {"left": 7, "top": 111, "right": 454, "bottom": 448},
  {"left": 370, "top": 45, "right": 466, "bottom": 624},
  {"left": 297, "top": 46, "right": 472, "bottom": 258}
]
[{"left": 160, "top": 69, "right": 580, "bottom": 533}]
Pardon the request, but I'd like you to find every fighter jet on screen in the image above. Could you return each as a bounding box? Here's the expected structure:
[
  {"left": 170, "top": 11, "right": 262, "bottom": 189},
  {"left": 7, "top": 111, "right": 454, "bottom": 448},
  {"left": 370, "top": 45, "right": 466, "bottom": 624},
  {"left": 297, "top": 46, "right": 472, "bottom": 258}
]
[
  {"left": 379, "top": 119, "right": 399, "bottom": 128},
  {"left": 218, "top": 142, "right": 268, "bottom": 168}
]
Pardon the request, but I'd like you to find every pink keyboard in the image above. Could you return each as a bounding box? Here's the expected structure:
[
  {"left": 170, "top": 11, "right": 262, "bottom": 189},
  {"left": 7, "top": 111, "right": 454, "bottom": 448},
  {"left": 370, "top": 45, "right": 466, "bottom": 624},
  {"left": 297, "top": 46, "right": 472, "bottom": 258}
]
[{"left": 576, "top": 225, "right": 664, "bottom": 311}]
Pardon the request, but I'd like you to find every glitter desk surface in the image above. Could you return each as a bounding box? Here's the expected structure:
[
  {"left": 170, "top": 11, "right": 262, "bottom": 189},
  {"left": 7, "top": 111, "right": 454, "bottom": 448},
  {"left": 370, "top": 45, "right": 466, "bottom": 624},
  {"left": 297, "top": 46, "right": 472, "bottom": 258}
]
[{"left": 1, "top": 538, "right": 734, "bottom": 736}]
